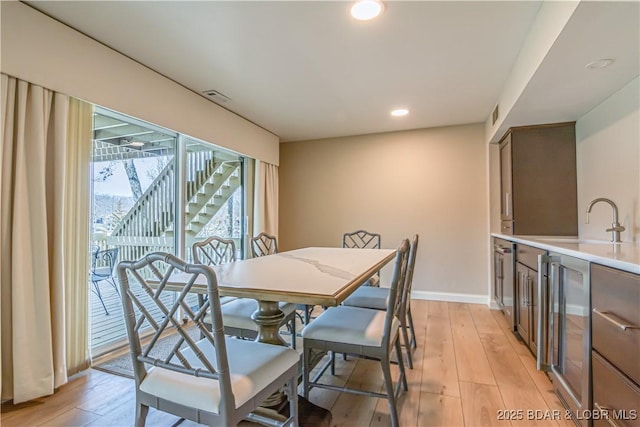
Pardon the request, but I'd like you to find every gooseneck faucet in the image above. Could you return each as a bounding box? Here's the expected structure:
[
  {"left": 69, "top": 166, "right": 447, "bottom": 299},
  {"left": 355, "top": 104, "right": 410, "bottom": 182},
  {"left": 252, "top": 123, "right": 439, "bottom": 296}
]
[{"left": 586, "top": 198, "right": 625, "bottom": 243}]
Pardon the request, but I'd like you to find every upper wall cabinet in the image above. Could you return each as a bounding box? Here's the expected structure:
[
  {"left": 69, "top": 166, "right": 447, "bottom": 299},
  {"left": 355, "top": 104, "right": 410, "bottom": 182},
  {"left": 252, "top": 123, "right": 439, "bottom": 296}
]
[{"left": 499, "top": 122, "right": 578, "bottom": 236}]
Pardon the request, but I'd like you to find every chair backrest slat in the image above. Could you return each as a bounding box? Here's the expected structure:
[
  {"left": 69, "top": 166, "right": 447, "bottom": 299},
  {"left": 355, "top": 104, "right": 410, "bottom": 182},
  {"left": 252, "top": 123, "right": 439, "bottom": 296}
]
[
  {"left": 342, "top": 230, "right": 381, "bottom": 249},
  {"left": 251, "top": 232, "right": 278, "bottom": 257},
  {"left": 382, "top": 239, "right": 410, "bottom": 349},
  {"left": 92, "top": 247, "right": 119, "bottom": 274},
  {"left": 192, "top": 236, "right": 237, "bottom": 266},
  {"left": 399, "top": 235, "right": 419, "bottom": 319}
]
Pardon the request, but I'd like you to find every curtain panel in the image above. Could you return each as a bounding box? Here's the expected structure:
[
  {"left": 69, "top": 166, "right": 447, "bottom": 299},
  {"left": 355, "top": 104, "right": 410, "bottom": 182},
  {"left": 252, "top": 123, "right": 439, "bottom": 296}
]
[
  {"left": 253, "top": 160, "right": 279, "bottom": 240},
  {"left": 0, "top": 74, "right": 91, "bottom": 403}
]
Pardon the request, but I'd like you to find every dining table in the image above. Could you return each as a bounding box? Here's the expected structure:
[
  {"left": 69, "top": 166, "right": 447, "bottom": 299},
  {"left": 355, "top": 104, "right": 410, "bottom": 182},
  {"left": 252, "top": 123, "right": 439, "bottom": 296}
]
[
  {"left": 164, "top": 246, "right": 397, "bottom": 346},
  {"left": 160, "top": 246, "right": 397, "bottom": 422}
]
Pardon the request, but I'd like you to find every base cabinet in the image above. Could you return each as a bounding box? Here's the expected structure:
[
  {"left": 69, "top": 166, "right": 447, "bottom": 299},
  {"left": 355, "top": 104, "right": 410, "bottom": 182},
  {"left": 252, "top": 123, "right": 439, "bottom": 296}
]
[
  {"left": 592, "top": 352, "right": 640, "bottom": 427},
  {"left": 591, "top": 263, "right": 640, "bottom": 426},
  {"left": 514, "top": 244, "right": 546, "bottom": 354}
]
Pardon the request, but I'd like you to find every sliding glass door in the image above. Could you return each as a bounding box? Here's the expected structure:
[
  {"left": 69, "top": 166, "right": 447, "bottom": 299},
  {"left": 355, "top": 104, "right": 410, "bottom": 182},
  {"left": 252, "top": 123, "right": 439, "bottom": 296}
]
[{"left": 90, "top": 107, "right": 245, "bottom": 356}]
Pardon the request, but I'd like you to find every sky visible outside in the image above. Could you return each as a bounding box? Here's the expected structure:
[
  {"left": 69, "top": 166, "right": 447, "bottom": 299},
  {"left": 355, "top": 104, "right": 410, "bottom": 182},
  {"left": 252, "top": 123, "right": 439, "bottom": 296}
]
[{"left": 93, "top": 157, "right": 168, "bottom": 197}]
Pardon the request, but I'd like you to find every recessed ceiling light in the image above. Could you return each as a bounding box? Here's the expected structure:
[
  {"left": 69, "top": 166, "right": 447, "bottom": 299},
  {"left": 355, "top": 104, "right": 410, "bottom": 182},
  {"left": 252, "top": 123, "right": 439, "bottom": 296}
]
[
  {"left": 391, "top": 109, "right": 409, "bottom": 117},
  {"left": 129, "top": 141, "right": 145, "bottom": 147},
  {"left": 350, "top": 0, "right": 384, "bottom": 21},
  {"left": 585, "top": 59, "right": 615, "bottom": 69}
]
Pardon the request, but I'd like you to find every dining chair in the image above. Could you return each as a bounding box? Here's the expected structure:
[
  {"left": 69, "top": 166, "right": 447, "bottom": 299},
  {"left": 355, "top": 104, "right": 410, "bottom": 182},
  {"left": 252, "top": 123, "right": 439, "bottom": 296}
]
[
  {"left": 193, "top": 236, "right": 298, "bottom": 349},
  {"left": 90, "top": 247, "right": 120, "bottom": 315},
  {"left": 251, "top": 232, "right": 313, "bottom": 326},
  {"left": 250, "top": 232, "right": 278, "bottom": 258},
  {"left": 302, "top": 239, "right": 410, "bottom": 427},
  {"left": 117, "top": 252, "right": 299, "bottom": 427},
  {"left": 342, "top": 229, "right": 382, "bottom": 286},
  {"left": 342, "top": 234, "right": 419, "bottom": 368}
]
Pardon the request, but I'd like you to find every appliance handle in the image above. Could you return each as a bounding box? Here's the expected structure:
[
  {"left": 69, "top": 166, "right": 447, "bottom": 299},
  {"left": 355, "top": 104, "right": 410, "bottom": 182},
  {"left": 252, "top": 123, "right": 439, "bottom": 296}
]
[
  {"left": 594, "top": 403, "right": 622, "bottom": 427},
  {"left": 593, "top": 308, "right": 640, "bottom": 331},
  {"left": 505, "top": 193, "right": 510, "bottom": 217},
  {"left": 494, "top": 245, "right": 512, "bottom": 254},
  {"left": 537, "top": 254, "right": 559, "bottom": 371}
]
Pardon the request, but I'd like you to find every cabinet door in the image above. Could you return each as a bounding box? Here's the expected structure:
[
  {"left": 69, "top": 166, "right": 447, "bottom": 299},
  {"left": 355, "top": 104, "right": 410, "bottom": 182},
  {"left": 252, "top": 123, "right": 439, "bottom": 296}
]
[
  {"left": 516, "top": 263, "right": 530, "bottom": 343},
  {"left": 499, "top": 135, "right": 513, "bottom": 223}
]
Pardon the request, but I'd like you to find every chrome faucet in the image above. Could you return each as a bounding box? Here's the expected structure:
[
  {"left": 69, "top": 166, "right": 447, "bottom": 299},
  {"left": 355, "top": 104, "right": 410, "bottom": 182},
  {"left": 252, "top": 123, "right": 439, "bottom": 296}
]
[{"left": 586, "top": 198, "right": 625, "bottom": 243}]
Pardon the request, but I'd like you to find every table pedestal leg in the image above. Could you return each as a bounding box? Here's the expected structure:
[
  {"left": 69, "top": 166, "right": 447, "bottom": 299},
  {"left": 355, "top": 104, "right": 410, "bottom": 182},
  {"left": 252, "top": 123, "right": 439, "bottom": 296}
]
[
  {"left": 251, "top": 300, "right": 287, "bottom": 346},
  {"left": 252, "top": 300, "right": 333, "bottom": 425},
  {"left": 252, "top": 300, "right": 287, "bottom": 407}
]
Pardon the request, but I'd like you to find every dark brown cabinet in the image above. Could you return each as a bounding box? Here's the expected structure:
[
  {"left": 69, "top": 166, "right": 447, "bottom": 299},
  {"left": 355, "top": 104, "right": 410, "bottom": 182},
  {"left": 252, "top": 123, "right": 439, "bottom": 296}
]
[
  {"left": 591, "top": 264, "right": 640, "bottom": 426},
  {"left": 499, "top": 122, "right": 578, "bottom": 236},
  {"left": 515, "top": 244, "right": 546, "bottom": 354}
]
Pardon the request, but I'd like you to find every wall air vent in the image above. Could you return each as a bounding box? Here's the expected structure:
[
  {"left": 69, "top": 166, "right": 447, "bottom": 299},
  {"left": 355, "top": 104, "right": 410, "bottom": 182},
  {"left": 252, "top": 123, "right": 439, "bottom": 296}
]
[
  {"left": 492, "top": 104, "right": 499, "bottom": 125},
  {"left": 202, "top": 90, "right": 231, "bottom": 103}
]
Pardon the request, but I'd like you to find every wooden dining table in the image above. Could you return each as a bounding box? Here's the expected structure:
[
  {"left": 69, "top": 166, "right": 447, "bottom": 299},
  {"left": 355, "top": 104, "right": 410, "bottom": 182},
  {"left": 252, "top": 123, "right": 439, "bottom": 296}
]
[{"left": 160, "top": 246, "right": 397, "bottom": 422}]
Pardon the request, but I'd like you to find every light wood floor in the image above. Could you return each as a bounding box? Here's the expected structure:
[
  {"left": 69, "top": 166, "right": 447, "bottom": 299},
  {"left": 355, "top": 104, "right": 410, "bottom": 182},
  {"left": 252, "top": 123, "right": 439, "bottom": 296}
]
[{"left": 1, "top": 301, "right": 574, "bottom": 427}]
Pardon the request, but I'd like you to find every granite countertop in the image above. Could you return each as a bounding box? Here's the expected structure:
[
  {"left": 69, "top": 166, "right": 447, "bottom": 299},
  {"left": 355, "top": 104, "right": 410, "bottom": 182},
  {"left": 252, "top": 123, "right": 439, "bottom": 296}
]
[{"left": 492, "top": 234, "right": 640, "bottom": 275}]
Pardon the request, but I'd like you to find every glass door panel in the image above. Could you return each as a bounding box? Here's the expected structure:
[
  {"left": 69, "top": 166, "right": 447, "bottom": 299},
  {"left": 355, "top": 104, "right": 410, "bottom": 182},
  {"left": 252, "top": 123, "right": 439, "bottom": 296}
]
[
  {"left": 183, "top": 138, "right": 244, "bottom": 262},
  {"left": 90, "top": 108, "right": 177, "bottom": 355}
]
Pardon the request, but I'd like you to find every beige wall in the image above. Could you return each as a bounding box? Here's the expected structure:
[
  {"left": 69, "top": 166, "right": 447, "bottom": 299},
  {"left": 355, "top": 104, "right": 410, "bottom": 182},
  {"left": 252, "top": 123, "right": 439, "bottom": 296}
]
[
  {"left": 576, "top": 77, "right": 639, "bottom": 242},
  {"left": 279, "top": 124, "right": 489, "bottom": 302},
  {"left": 0, "top": 2, "right": 279, "bottom": 164}
]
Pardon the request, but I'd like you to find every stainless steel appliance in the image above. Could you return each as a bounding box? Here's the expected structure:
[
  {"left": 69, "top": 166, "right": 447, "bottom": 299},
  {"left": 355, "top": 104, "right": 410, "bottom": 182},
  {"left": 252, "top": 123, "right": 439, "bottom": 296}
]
[
  {"left": 493, "top": 239, "right": 515, "bottom": 330},
  {"left": 538, "top": 253, "right": 591, "bottom": 427}
]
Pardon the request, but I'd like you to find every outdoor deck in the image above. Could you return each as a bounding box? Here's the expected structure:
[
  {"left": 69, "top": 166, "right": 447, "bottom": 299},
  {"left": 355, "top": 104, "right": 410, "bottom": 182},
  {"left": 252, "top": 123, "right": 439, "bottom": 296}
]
[
  {"left": 90, "top": 283, "right": 128, "bottom": 354},
  {"left": 90, "top": 280, "right": 198, "bottom": 355}
]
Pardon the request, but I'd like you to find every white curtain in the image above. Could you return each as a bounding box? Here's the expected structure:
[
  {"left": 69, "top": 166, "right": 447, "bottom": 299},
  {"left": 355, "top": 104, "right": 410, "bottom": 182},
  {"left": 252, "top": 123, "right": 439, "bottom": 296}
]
[
  {"left": 64, "top": 98, "right": 92, "bottom": 376},
  {"left": 0, "top": 74, "right": 91, "bottom": 403},
  {"left": 253, "top": 160, "right": 279, "bottom": 239}
]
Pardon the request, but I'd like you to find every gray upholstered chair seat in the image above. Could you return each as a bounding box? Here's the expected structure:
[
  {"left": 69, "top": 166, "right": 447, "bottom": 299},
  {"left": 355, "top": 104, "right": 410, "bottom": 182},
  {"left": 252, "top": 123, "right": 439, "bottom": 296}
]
[
  {"left": 219, "top": 296, "right": 237, "bottom": 305},
  {"left": 139, "top": 337, "right": 299, "bottom": 414},
  {"left": 216, "top": 299, "right": 297, "bottom": 331},
  {"left": 302, "top": 306, "right": 399, "bottom": 348},
  {"left": 342, "top": 286, "right": 388, "bottom": 310}
]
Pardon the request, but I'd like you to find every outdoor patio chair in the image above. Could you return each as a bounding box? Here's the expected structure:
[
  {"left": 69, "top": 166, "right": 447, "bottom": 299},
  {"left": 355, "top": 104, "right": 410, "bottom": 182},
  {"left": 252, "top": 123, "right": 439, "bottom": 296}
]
[
  {"left": 251, "top": 233, "right": 313, "bottom": 326},
  {"left": 91, "top": 247, "right": 119, "bottom": 315},
  {"left": 342, "top": 234, "right": 419, "bottom": 368},
  {"left": 302, "top": 239, "right": 410, "bottom": 427},
  {"left": 117, "top": 252, "right": 299, "bottom": 427},
  {"left": 193, "top": 236, "right": 298, "bottom": 348}
]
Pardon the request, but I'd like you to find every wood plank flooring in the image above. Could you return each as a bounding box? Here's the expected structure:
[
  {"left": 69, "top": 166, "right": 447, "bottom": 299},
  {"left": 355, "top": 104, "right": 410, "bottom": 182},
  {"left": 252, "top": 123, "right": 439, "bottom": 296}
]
[{"left": 1, "top": 300, "right": 571, "bottom": 427}]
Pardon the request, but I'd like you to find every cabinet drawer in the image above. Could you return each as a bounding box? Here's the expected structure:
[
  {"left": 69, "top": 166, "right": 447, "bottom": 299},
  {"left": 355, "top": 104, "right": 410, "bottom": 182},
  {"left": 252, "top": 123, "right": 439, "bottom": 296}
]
[
  {"left": 592, "top": 351, "right": 640, "bottom": 427},
  {"left": 516, "top": 244, "right": 545, "bottom": 271},
  {"left": 592, "top": 264, "right": 640, "bottom": 384}
]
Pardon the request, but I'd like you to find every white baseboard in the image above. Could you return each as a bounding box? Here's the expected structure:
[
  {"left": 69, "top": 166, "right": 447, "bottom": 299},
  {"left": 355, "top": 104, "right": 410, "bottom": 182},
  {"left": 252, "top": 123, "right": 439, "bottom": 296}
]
[{"left": 411, "top": 290, "right": 490, "bottom": 306}]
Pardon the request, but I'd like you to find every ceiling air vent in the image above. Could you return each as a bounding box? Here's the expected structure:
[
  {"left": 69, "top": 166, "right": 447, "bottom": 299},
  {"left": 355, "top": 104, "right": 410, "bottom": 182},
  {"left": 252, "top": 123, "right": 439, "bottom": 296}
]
[
  {"left": 492, "top": 104, "right": 499, "bottom": 125},
  {"left": 202, "top": 90, "right": 231, "bottom": 103}
]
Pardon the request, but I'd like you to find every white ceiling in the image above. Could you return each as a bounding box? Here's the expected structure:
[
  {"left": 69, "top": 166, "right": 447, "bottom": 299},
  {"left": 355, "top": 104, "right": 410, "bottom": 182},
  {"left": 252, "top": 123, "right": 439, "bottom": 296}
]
[{"left": 25, "top": 1, "right": 639, "bottom": 143}]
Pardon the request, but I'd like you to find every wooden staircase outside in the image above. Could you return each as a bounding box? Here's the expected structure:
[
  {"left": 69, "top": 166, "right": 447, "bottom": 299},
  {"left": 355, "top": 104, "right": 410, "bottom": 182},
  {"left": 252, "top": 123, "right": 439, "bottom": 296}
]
[{"left": 105, "top": 151, "right": 241, "bottom": 263}]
